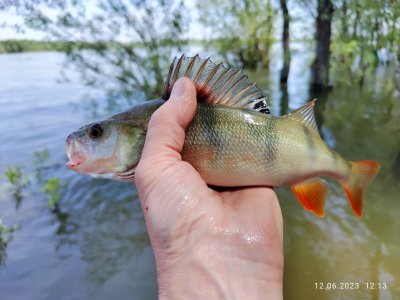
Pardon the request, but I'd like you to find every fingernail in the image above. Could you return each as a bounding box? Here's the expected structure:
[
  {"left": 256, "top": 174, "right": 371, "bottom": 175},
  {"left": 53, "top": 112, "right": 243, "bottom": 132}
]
[{"left": 170, "top": 78, "right": 186, "bottom": 99}]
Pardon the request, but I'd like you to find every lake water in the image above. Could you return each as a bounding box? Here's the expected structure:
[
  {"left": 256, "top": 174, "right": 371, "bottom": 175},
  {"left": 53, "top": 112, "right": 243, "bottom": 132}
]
[{"left": 0, "top": 51, "right": 399, "bottom": 300}]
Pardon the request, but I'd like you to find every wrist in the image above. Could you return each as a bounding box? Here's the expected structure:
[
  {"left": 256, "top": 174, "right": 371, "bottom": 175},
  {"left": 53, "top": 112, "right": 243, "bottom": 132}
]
[{"left": 154, "top": 238, "right": 283, "bottom": 300}]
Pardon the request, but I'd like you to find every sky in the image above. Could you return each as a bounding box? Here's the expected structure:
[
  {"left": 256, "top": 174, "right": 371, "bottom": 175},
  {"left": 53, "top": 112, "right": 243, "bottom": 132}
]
[
  {"left": 0, "top": 13, "right": 45, "bottom": 40},
  {"left": 0, "top": 1, "right": 314, "bottom": 42},
  {"left": 0, "top": 1, "right": 206, "bottom": 41}
]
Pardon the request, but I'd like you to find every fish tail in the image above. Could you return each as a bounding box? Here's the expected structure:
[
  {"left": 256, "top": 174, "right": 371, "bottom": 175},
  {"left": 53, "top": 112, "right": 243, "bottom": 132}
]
[{"left": 340, "top": 160, "right": 380, "bottom": 217}]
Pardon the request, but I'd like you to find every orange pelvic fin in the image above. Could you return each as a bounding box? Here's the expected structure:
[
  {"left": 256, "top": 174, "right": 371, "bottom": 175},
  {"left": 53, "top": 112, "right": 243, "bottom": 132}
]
[
  {"left": 340, "top": 160, "right": 380, "bottom": 217},
  {"left": 291, "top": 178, "right": 328, "bottom": 217}
]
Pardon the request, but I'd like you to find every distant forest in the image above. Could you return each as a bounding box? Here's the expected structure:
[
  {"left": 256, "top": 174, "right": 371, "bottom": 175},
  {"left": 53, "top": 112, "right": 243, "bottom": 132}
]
[
  {"left": 0, "top": 40, "right": 127, "bottom": 54},
  {"left": 0, "top": 40, "right": 70, "bottom": 53}
]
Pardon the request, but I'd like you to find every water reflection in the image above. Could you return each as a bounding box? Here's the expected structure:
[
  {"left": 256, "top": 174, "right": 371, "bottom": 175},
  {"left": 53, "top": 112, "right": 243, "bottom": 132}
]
[
  {"left": 79, "top": 90, "right": 146, "bottom": 120},
  {"left": 0, "top": 208, "right": 18, "bottom": 266},
  {"left": 52, "top": 208, "right": 78, "bottom": 236},
  {"left": 0, "top": 241, "right": 6, "bottom": 266},
  {"left": 274, "top": 64, "right": 400, "bottom": 299},
  {"left": 394, "top": 150, "right": 400, "bottom": 178},
  {"left": 279, "top": 82, "right": 289, "bottom": 116},
  {"left": 309, "top": 88, "right": 329, "bottom": 133},
  {"left": 59, "top": 175, "right": 154, "bottom": 285}
]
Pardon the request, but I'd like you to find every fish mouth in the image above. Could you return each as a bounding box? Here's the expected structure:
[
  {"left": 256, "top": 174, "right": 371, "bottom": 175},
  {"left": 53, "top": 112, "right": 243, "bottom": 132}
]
[
  {"left": 66, "top": 151, "right": 86, "bottom": 170},
  {"left": 65, "top": 137, "right": 86, "bottom": 170},
  {"left": 66, "top": 158, "right": 83, "bottom": 169}
]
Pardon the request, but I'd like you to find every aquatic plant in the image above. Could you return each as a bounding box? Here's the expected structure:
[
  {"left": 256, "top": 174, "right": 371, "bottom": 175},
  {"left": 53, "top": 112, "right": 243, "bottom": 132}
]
[
  {"left": 0, "top": 218, "right": 17, "bottom": 244},
  {"left": 4, "top": 166, "right": 29, "bottom": 206},
  {"left": 0, "top": 217, "right": 18, "bottom": 266},
  {"left": 33, "top": 148, "right": 49, "bottom": 167},
  {"left": 33, "top": 148, "right": 50, "bottom": 180},
  {"left": 43, "top": 178, "right": 65, "bottom": 211},
  {"left": 4, "top": 166, "right": 24, "bottom": 186}
]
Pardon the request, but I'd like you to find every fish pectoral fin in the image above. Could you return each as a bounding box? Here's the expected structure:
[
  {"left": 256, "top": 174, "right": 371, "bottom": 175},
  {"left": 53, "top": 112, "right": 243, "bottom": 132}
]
[
  {"left": 291, "top": 178, "right": 328, "bottom": 217},
  {"left": 162, "top": 54, "right": 270, "bottom": 114}
]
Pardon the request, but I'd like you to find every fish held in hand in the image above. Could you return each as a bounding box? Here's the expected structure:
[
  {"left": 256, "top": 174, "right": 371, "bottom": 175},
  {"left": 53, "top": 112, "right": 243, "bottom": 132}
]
[{"left": 65, "top": 54, "right": 380, "bottom": 217}]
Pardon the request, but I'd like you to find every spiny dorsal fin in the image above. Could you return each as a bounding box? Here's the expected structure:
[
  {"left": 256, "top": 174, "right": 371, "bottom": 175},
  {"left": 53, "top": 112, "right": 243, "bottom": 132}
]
[
  {"left": 285, "top": 99, "right": 319, "bottom": 133},
  {"left": 162, "top": 54, "right": 270, "bottom": 114}
]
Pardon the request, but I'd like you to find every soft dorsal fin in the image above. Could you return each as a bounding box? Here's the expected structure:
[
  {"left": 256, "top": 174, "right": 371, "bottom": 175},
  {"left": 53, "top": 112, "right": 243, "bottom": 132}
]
[
  {"left": 162, "top": 54, "right": 270, "bottom": 114},
  {"left": 284, "top": 99, "right": 319, "bottom": 132}
]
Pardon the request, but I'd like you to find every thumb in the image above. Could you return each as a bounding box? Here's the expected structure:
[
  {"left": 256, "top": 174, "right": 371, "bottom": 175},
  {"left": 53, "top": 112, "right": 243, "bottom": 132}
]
[{"left": 135, "top": 77, "right": 197, "bottom": 191}]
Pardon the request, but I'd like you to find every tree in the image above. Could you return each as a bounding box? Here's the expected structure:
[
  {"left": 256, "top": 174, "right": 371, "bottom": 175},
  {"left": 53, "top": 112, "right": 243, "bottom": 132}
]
[
  {"left": 330, "top": 0, "right": 400, "bottom": 87},
  {"left": 279, "top": 0, "right": 291, "bottom": 83},
  {"left": 197, "top": 0, "right": 276, "bottom": 69},
  {"left": 1, "top": 0, "right": 187, "bottom": 100},
  {"left": 310, "top": 0, "right": 334, "bottom": 92}
]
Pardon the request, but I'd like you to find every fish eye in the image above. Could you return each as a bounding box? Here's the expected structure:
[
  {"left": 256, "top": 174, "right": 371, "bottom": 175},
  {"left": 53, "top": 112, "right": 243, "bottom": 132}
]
[{"left": 88, "top": 123, "right": 103, "bottom": 139}]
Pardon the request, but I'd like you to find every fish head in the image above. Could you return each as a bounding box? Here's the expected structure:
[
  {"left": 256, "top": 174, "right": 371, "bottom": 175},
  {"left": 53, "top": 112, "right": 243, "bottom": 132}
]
[
  {"left": 65, "top": 100, "right": 162, "bottom": 181},
  {"left": 65, "top": 118, "right": 146, "bottom": 181}
]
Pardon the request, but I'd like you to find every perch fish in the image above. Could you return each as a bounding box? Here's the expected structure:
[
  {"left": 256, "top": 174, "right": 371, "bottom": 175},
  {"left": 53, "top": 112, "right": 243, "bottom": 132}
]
[{"left": 65, "top": 55, "right": 380, "bottom": 217}]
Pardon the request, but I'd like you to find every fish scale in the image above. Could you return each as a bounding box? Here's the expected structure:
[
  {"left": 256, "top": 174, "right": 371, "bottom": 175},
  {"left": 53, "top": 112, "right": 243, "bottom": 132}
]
[{"left": 183, "top": 104, "right": 330, "bottom": 188}]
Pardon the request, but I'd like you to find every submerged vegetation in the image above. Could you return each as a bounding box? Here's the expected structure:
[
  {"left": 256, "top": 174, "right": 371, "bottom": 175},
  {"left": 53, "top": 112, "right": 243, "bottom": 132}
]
[
  {"left": 4, "top": 165, "right": 25, "bottom": 187},
  {"left": 3, "top": 149, "right": 68, "bottom": 212},
  {"left": 43, "top": 178, "right": 63, "bottom": 211},
  {"left": 0, "top": 217, "right": 18, "bottom": 266},
  {"left": 4, "top": 166, "right": 29, "bottom": 207}
]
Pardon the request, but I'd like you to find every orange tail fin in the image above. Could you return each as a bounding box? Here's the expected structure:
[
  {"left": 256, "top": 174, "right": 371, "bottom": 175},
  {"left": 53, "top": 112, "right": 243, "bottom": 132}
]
[{"left": 340, "top": 160, "right": 380, "bottom": 217}]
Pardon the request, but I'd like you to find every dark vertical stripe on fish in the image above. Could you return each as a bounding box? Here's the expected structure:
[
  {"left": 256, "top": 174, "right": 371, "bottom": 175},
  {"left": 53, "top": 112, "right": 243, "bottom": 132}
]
[
  {"left": 263, "top": 117, "right": 278, "bottom": 168},
  {"left": 302, "top": 125, "right": 316, "bottom": 167},
  {"left": 182, "top": 104, "right": 221, "bottom": 170},
  {"left": 303, "top": 125, "right": 316, "bottom": 152},
  {"left": 330, "top": 149, "right": 338, "bottom": 166},
  {"left": 203, "top": 106, "right": 222, "bottom": 164}
]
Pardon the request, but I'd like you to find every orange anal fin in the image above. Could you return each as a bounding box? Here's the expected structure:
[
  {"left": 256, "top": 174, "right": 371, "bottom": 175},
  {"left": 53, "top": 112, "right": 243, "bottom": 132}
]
[
  {"left": 291, "top": 178, "right": 328, "bottom": 217},
  {"left": 341, "top": 160, "right": 380, "bottom": 217}
]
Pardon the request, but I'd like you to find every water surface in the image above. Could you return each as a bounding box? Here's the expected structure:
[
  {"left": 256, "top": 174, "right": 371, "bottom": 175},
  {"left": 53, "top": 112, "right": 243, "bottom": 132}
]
[
  {"left": 0, "top": 51, "right": 399, "bottom": 300},
  {"left": 0, "top": 52, "right": 157, "bottom": 300}
]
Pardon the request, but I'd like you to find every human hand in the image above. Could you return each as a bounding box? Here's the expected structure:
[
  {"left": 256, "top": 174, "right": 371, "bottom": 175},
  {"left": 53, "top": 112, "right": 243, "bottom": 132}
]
[{"left": 135, "top": 77, "right": 284, "bottom": 300}]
